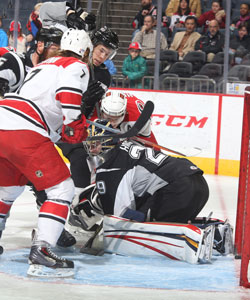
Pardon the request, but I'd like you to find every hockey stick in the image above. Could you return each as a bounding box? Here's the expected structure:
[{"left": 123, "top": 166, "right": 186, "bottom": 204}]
[
  {"left": 86, "top": 120, "right": 202, "bottom": 157},
  {"left": 86, "top": 100, "right": 154, "bottom": 141},
  {"left": 80, "top": 221, "right": 104, "bottom": 256}
]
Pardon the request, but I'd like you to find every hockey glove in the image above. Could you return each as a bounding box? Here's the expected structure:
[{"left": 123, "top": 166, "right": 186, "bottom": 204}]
[
  {"left": 69, "top": 184, "right": 103, "bottom": 231},
  {"left": 0, "top": 78, "right": 9, "bottom": 98},
  {"left": 66, "top": 5, "right": 96, "bottom": 31},
  {"left": 61, "top": 114, "right": 88, "bottom": 144},
  {"left": 81, "top": 80, "right": 107, "bottom": 118},
  {"left": 71, "top": 198, "right": 102, "bottom": 231}
]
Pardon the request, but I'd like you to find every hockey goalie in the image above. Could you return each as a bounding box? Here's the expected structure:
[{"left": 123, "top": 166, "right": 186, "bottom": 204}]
[{"left": 69, "top": 119, "right": 233, "bottom": 263}]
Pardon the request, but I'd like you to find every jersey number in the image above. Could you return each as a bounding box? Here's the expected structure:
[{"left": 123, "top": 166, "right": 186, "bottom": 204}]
[
  {"left": 129, "top": 144, "right": 167, "bottom": 166},
  {"left": 17, "top": 68, "right": 42, "bottom": 93}
]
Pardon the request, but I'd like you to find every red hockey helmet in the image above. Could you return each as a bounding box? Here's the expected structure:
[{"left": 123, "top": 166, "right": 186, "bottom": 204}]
[{"left": 128, "top": 42, "right": 141, "bottom": 51}]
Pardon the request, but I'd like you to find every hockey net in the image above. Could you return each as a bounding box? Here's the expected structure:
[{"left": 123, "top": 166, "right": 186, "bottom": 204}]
[{"left": 235, "top": 86, "right": 250, "bottom": 288}]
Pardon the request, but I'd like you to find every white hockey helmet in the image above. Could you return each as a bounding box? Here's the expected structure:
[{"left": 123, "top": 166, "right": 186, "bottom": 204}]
[
  {"left": 101, "top": 91, "right": 127, "bottom": 117},
  {"left": 60, "top": 28, "right": 93, "bottom": 58}
]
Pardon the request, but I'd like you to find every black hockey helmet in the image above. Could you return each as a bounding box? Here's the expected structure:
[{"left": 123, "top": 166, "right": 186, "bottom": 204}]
[
  {"left": 91, "top": 26, "right": 119, "bottom": 59},
  {"left": 85, "top": 119, "right": 119, "bottom": 156},
  {"left": 36, "top": 27, "right": 64, "bottom": 48}
]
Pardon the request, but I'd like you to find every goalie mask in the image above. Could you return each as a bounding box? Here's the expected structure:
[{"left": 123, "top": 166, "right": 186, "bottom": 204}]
[
  {"left": 100, "top": 91, "right": 127, "bottom": 128},
  {"left": 85, "top": 119, "right": 118, "bottom": 157}
]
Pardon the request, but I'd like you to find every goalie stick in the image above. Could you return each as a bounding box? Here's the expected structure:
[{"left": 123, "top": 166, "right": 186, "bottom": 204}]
[
  {"left": 80, "top": 221, "right": 104, "bottom": 256},
  {"left": 86, "top": 100, "right": 154, "bottom": 141}
]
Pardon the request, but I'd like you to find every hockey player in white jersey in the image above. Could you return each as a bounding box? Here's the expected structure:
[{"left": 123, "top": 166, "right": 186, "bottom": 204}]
[{"left": 0, "top": 28, "right": 92, "bottom": 277}]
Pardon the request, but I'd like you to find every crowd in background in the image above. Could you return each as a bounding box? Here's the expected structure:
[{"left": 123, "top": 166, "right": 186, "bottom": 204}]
[
  {"left": 121, "top": 0, "right": 250, "bottom": 89},
  {"left": 1, "top": 0, "right": 250, "bottom": 90}
]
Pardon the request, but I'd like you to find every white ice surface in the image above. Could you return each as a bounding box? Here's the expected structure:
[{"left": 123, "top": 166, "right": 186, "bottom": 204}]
[{"left": 1, "top": 175, "right": 250, "bottom": 300}]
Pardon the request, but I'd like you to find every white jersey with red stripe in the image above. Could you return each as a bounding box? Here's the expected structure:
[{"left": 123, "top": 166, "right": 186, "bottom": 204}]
[
  {"left": 0, "top": 56, "right": 89, "bottom": 142},
  {"left": 90, "top": 93, "right": 158, "bottom": 144}
]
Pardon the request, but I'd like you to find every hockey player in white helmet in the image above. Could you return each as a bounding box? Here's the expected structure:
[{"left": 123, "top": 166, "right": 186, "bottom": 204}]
[
  {"left": 99, "top": 90, "right": 158, "bottom": 144},
  {"left": 0, "top": 28, "right": 92, "bottom": 277}
]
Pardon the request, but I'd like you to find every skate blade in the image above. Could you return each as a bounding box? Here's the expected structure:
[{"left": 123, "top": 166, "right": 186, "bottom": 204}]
[{"left": 27, "top": 264, "right": 74, "bottom": 278}]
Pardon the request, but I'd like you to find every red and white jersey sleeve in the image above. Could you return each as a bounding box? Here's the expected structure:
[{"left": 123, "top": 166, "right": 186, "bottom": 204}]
[
  {"left": 120, "top": 94, "right": 158, "bottom": 144},
  {"left": 0, "top": 56, "right": 89, "bottom": 143}
]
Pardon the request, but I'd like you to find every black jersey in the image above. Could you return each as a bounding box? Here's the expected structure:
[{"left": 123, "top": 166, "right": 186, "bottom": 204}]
[
  {"left": 95, "top": 140, "right": 203, "bottom": 216},
  {"left": 0, "top": 51, "right": 32, "bottom": 92},
  {"left": 90, "top": 63, "right": 111, "bottom": 88}
]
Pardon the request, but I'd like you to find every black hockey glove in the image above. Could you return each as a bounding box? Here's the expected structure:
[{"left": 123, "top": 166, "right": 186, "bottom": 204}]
[
  {"left": 84, "top": 12, "right": 96, "bottom": 31},
  {"left": 66, "top": 12, "right": 87, "bottom": 30},
  {"left": 69, "top": 185, "right": 103, "bottom": 231},
  {"left": 81, "top": 80, "right": 106, "bottom": 118},
  {"left": 0, "top": 78, "right": 9, "bottom": 98}
]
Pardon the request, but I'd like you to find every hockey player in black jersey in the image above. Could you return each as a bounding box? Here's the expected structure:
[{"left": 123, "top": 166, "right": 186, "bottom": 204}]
[{"left": 82, "top": 120, "right": 209, "bottom": 223}]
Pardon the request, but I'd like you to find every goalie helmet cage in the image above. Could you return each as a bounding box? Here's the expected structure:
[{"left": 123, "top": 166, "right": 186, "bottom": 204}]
[{"left": 235, "top": 86, "right": 250, "bottom": 288}]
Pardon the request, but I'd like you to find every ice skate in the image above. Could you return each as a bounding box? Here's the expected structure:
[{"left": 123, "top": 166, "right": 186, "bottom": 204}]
[{"left": 27, "top": 240, "right": 74, "bottom": 278}]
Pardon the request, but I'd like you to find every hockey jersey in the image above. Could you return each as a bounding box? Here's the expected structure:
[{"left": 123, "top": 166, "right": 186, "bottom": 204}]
[
  {"left": 0, "top": 56, "right": 89, "bottom": 142},
  {"left": 95, "top": 140, "right": 203, "bottom": 216}
]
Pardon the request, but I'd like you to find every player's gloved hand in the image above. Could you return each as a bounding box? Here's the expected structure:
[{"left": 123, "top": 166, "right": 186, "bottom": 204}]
[
  {"left": 61, "top": 114, "right": 87, "bottom": 144},
  {"left": 81, "top": 80, "right": 106, "bottom": 118},
  {"left": 69, "top": 184, "right": 103, "bottom": 231},
  {"left": 71, "top": 198, "right": 102, "bottom": 231},
  {"left": 0, "top": 78, "right": 9, "bottom": 98},
  {"left": 84, "top": 12, "right": 96, "bottom": 31},
  {"left": 66, "top": 12, "right": 87, "bottom": 30}
]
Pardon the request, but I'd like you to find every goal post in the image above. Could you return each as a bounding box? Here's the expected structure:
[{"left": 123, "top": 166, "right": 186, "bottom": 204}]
[{"left": 235, "top": 86, "right": 250, "bottom": 287}]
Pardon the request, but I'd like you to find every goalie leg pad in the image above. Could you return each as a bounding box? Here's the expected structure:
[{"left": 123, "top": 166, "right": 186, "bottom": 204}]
[{"left": 103, "top": 215, "right": 213, "bottom": 264}]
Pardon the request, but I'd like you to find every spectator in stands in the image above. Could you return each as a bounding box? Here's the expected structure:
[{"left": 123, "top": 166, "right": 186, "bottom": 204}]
[
  {"left": 122, "top": 42, "right": 147, "bottom": 89},
  {"left": 230, "top": 23, "right": 250, "bottom": 64},
  {"left": 169, "top": 16, "right": 200, "bottom": 60},
  {"left": 132, "top": 0, "right": 169, "bottom": 38},
  {"left": 165, "top": 0, "right": 201, "bottom": 18},
  {"left": 26, "top": 3, "right": 43, "bottom": 49},
  {"left": 230, "top": 3, "right": 250, "bottom": 33},
  {"left": 169, "top": 0, "right": 196, "bottom": 32},
  {"left": 7, "top": 21, "right": 27, "bottom": 53},
  {"left": 104, "top": 59, "right": 117, "bottom": 76},
  {"left": 197, "top": 0, "right": 225, "bottom": 33},
  {"left": 0, "top": 17, "right": 8, "bottom": 47},
  {"left": 195, "top": 19, "right": 224, "bottom": 62},
  {"left": 133, "top": 15, "right": 168, "bottom": 59}
]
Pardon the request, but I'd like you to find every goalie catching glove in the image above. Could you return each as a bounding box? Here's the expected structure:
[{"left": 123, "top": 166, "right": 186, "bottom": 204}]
[
  {"left": 81, "top": 80, "right": 107, "bottom": 118},
  {"left": 69, "top": 184, "right": 103, "bottom": 231},
  {"left": 61, "top": 114, "right": 88, "bottom": 144}
]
